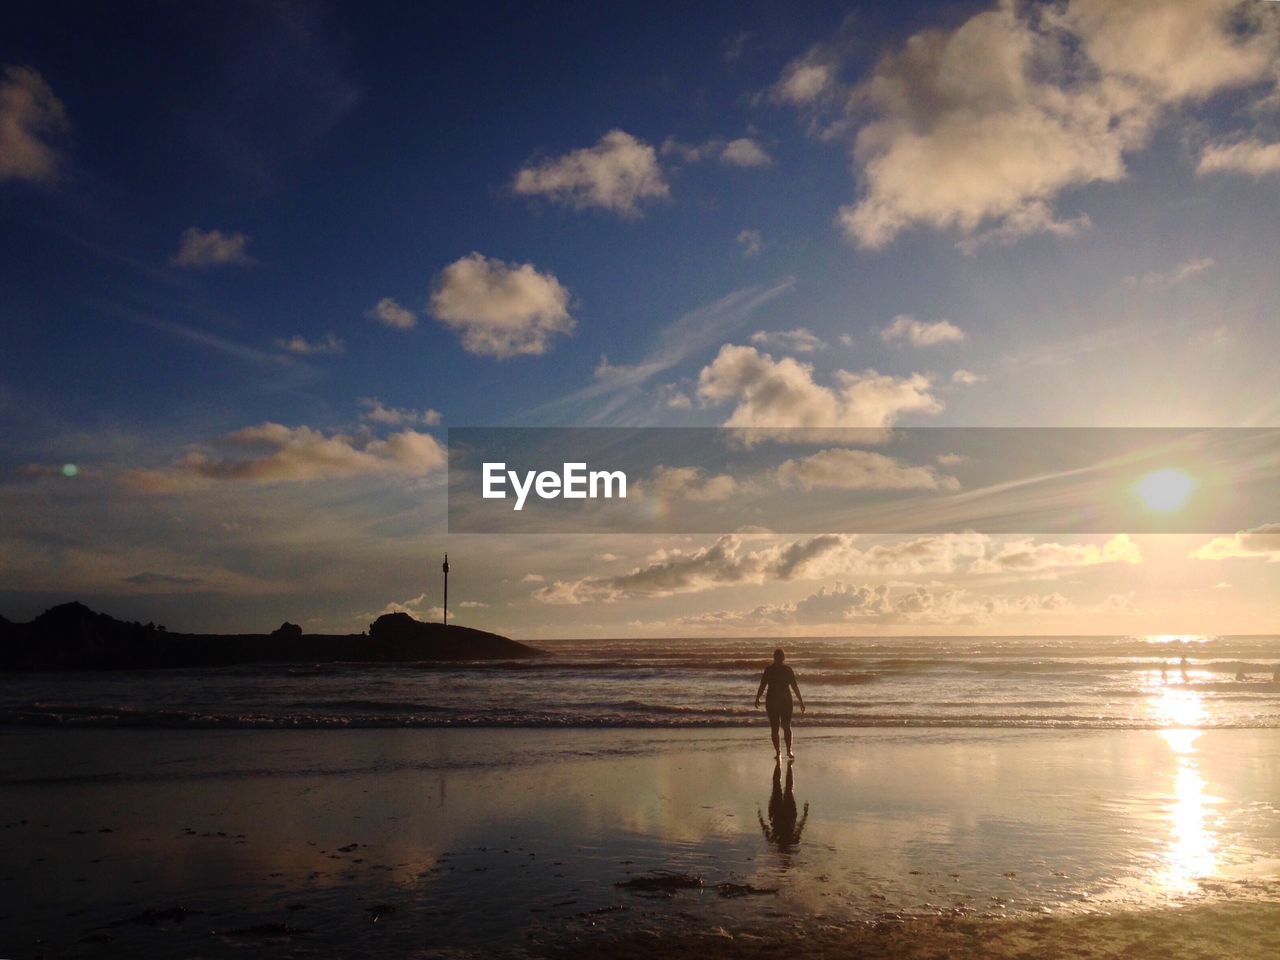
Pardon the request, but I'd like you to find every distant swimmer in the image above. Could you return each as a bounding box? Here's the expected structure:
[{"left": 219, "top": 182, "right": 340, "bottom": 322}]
[
  {"left": 1180, "top": 656, "right": 1190, "bottom": 682},
  {"left": 755, "top": 648, "right": 805, "bottom": 760}
]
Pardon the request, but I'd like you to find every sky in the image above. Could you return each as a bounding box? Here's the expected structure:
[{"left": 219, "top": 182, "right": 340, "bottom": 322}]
[{"left": 2, "top": 0, "right": 1279, "bottom": 638}]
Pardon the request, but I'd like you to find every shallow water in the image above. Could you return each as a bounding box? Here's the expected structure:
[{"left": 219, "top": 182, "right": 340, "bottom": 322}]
[
  {"left": 3, "top": 635, "right": 1280, "bottom": 729},
  {"left": 2, "top": 726, "right": 1278, "bottom": 957}
]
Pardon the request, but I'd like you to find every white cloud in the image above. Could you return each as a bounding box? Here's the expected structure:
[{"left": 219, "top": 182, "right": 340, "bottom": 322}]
[
  {"left": 521, "top": 573, "right": 545, "bottom": 583},
  {"left": 1123, "top": 257, "right": 1217, "bottom": 287},
  {"left": 681, "top": 582, "right": 1091, "bottom": 629},
  {"left": 736, "top": 228, "right": 763, "bottom": 256},
  {"left": 429, "top": 252, "right": 574, "bottom": 358},
  {"left": 1197, "top": 139, "right": 1280, "bottom": 177},
  {"left": 373, "top": 593, "right": 445, "bottom": 622},
  {"left": 951, "top": 369, "right": 986, "bottom": 385},
  {"left": 125, "top": 422, "right": 446, "bottom": 492},
  {"left": 696, "top": 344, "right": 942, "bottom": 431},
  {"left": 838, "top": 333, "right": 856, "bottom": 347},
  {"left": 513, "top": 129, "right": 669, "bottom": 216},
  {"left": 532, "top": 533, "right": 853, "bottom": 604},
  {"left": 1191, "top": 523, "right": 1280, "bottom": 562},
  {"left": 806, "top": 0, "right": 1280, "bottom": 249},
  {"left": 749, "top": 328, "right": 826, "bottom": 353},
  {"left": 772, "top": 55, "right": 839, "bottom": 106},
  {"left": 276, "top": 333, "right": 345, "bottom": 355},
  {"left": 647, "top": 465, "right": 739, "bottom": 503},
  {"left": 365, "top": 297, "right": 417, "bottom": 330},
  {"left": 169, "top": 227, "right": 253, "bottom": 268},
  {"left": 721, "top": 137, "right": 773, "bottom": 168},
  {"left": 358, "top": 397, "right": 442, "bottom": 427},
  {"left": 0, "top": 65, "right": 68, "bottom": 183},
  {"left": 880, "top": 315, "right": 966, "bottom": 347},
  {"left": 970, "top": 534, "right": 1142, "bottom": 573},
  {"left": 775, "top": 448, "right": 959, "bottom": 492}
]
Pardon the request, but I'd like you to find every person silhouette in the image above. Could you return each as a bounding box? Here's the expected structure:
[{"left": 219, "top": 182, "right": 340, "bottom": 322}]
[
  {"left": 758, "top": 760, "right": 808, "bottom": 853},
  {"left": 755, "top": 647, "right": 805, "bottom": 759}
]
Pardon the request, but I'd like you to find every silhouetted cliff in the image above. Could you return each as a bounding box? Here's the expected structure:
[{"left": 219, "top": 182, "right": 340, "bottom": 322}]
[{"left": 0, "top": 603, "right": 542, "bottom": 670}]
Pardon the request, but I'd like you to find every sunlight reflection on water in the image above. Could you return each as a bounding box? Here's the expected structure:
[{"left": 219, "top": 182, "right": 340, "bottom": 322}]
[{"left": 1148, "top": 685, "right": 1220, "bottom": 896}]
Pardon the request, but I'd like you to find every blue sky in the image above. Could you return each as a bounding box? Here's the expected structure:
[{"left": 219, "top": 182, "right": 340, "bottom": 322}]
[{"left": 3, "top": 0, "right": 1280, "bottom": 636}]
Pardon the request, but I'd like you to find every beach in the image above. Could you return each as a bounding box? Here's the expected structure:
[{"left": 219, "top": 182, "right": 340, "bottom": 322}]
[{"left": 3, "top": 723, "right": 1279, "bottom": 958}]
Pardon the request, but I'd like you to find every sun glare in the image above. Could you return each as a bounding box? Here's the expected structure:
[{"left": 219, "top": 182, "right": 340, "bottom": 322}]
[{"left": 1133, "top": 468, "right": 1196, "bottom": 513}]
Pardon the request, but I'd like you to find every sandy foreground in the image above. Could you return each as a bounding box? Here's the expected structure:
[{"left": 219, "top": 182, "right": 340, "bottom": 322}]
[
  {"left": 549, "top": 899, "right": 1280, "bottom": 960},
  {"left": 2, "top": 725, "right": 1278, "bottom": 957}
]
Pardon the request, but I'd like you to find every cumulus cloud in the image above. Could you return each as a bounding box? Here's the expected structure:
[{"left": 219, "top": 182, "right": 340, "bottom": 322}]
[
  {"left": 365, "top": 297, "right": 417, "bottom": 330},
  {"left": 429, "top": 252, "right": 574, "bottom": 358},
  {"left": 533, "top": 529, "right": 1145, "bottom": 606},
  {"left": 775, "top": 448, "right": 959, "bottom": 492},
  {"left": 0, "top": 65, "right": 69, "bottom": 183},
  {"left": 771, "top": 50, "right": 840, "bottom": 107},
  {"left": 513, "top": 129, "right": 668, "bottom": 216},
  {"left": 1197, "top": 138, "right": 1280, "bottom": 177},
  {"left": 532, "top": 533, "right": 851, "bottom": 604},
  {"left": 1191, "top": 523, "right": 1280, "bottom": 562},
  {"left": 358, "top": 397, "right": 442, "bottom": 427},
  {"left": 647, "top": 465, "right": 739, "bottom": 503},
  {"left": 679, "top": 582, "right": 1080, "bottom": 629},
  {"left": 663, "top": 136, "right": 772, "bottom": 169},
  {"left": 169, "top": 227, "right": 253, "bottom": 268},
  {"left": 275, "top": 333, "right": 345, "bottom": 355},
  {"left": 749, "top": 328, "right": 825, "bottom": 353},
  {"left": 970, "top": 533, "right": 1142, "bottom": 573},
  {"left": 801, "top": 0, "right": 1280, "bottom": 249},
  {"left": 880, "top": 315, "right": 966, "bottom": 347},
  {"left": 696, "top": 344, "right": 942, "bottom": 432},
  {"left": 1124, "top": 257, "right": 1217, "bottom": 287},
  {"left": 125, "top": 423, "right": 446, "bottom": 492},
  {"left": 736, "top": 228, "right": 763, "bottom": 257},
  {"left": 532, "top": 532, "right": 995, "bottom": 605},
  {"left": 720, "top": 137, "right": 773, "bottom": 168},
  {"left": 951, "top": 369, "right": 985, "bottom": 385}
]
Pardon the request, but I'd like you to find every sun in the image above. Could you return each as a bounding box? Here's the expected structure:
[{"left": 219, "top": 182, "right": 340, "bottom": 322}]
[{"left": 1133, "top": 468, "right": 1196, "bottom": 512}]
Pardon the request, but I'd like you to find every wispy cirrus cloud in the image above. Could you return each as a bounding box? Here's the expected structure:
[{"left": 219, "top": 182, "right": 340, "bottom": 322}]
[
  {"left": 749, "top": 328, "right": 825, "bottom": 353},
  {"left": 1123, "top": 257, "right": 1217, "bottom": 288},
  {"left": 275, "top": 333, "right": 345, "bottom": 355}
]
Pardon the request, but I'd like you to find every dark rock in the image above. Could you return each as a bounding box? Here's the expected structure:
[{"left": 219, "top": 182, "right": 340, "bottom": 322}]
[{"left": 0, "top": 603, "right": 541, "bottom": 670}]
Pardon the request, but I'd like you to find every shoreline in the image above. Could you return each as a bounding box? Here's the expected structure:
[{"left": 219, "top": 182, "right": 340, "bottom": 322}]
[
  {"left": 3, "top": 726, "right": 1278, "bottom": 957},
  {"left": 548, "top": 897, "right": 1280, "bottom": 960}
]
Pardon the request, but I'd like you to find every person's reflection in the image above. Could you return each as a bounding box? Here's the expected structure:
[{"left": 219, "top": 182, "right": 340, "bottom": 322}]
[{"left": 758, "top": 760, "right": 808, "bottom": 854}]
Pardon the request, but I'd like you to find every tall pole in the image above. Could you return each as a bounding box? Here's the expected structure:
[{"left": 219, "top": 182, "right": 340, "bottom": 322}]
[{"left": 442, "top": 553, "right": 449, "bottom": 627}]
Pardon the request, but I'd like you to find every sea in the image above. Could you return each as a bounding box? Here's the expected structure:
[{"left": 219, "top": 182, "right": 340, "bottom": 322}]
[{"left": 3, "top": 634, "right": 1279, "bottom": 729}]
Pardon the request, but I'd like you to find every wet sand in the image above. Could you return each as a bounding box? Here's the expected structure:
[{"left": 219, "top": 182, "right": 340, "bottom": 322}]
[{"left": 2, "top": 726, "right": 1279, "bottom": 957}]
